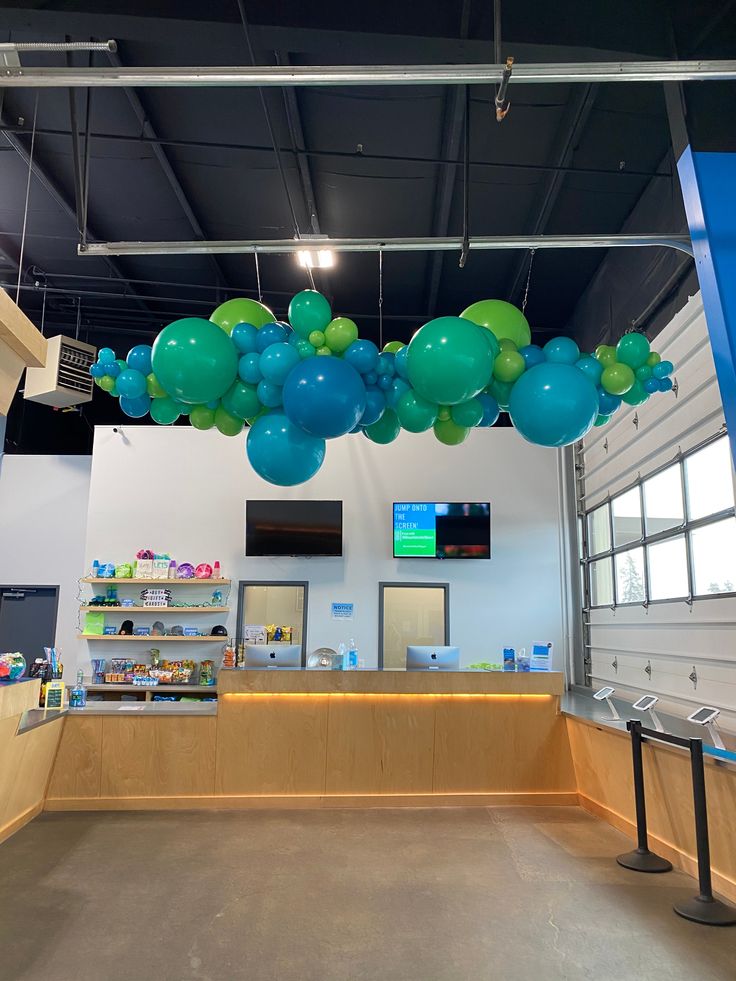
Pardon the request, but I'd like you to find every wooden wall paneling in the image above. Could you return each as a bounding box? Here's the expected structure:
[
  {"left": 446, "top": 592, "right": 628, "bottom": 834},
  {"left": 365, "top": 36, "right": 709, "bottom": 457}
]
[
  {"left": 46, "top": 716, "right": 103, "bottom": 801},
  {"left": 217, "top": 671, "right": 564, "bottom": 696},
  {"left": 0, "top": 715, "right": 63, "bottom": 841},
  {"left": 0, "top": 680, "right": 41, "bottom": 721}
]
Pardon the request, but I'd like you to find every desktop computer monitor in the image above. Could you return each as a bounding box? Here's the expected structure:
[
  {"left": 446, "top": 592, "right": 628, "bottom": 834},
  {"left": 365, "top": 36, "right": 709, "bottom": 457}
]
[
  {"left": 244, "top": 644, "right": 302, "bottom": 669},
  {"left": 406, "top": 646, "right": 460, "bottom": 671}
]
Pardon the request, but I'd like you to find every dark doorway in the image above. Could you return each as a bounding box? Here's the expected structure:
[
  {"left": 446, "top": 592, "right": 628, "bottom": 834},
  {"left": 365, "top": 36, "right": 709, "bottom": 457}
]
[{"left": 0, "top": 586, "right": 59, "bottom": 663}]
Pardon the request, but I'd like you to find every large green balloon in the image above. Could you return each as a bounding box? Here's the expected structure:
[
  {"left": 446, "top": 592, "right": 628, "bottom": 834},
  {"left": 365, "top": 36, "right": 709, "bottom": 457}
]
[
  {"left": 215, "top": 406, "right": 245, "bottom": 436},
  {"left": 407, "top": 316, "right": 494, "bottom": 406},
  {"left": 364, "top": 409, "right": 400, "bottom": 444},
  {"left": 151, "top": 317, "right": 238, "bottom": 405},
  {"left": 288, "top": 290, "right": 332, "bottom": 339},
  {"left": 396, "top": 390, "right": 437, "bottom": 432},
  {"left": 325, "top": 317, "right": 359, "bottom": 354},
  {"left": 221, "top": 380, "right": 261, "bottom": 420},
  {"left": 601, "top": 363, "right": 635, "bottom": 396},
  {"left": 460, "top": 299, "right": 531, "bottom": 349},
  {"left": 451, "top": 398, "right": 483, "bottom": 428},
  {"left": 434, "top": 417, "right": 470, "bottom": 445},
  {"left": 190, "top": 405, "right": 216, "bottom": 430},
  {"left": 493, "top": 350, "right": 525, "bottom": 384},
  {"left": 210, "top": 297, "right": 275, "bottom": 334},
  {"left": 150, "top": 396, "right": 180, "bottom": 426},
  {"left": 616, "top": 332, "right": 650, "bottom": 370}
]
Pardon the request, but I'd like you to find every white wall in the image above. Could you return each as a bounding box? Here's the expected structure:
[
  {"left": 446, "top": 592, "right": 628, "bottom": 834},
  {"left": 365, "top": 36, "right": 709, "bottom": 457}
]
[
  {"left": 0, "top": 454, "right": 92, "bottom": 672},
  {"left": 82, "top": 424, "right": 568, "bottom": 675}
]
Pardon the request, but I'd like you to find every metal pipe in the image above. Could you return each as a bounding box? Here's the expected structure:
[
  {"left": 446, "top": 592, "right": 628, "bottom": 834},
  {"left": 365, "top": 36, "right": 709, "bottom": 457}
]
[
  {"left": 79, "top": 233, "right": 694, "bottom": 258},
  {"left": 0, "top": 40, "right": 116, "bottom": 53},
  {"left": 3, "top": 60, "right": 736, "bottom": 88}
]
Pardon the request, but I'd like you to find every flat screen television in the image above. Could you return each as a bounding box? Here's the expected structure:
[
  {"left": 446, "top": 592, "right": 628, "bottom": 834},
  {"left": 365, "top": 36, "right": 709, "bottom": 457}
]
[
  {"left": 393, "top": 502, "right": 491, "bottom": 559},
  {"left": 246, "top": 500, "right": 343, "bottom": 556}
]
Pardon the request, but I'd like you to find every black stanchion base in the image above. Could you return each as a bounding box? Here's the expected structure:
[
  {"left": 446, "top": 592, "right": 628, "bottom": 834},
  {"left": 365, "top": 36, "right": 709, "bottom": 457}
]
[
  {"left": 674, "top": 894, "right": 736, "bottom": 926},
  {"left": 617, "top": 848, "right": 673, "bottom": 873}
]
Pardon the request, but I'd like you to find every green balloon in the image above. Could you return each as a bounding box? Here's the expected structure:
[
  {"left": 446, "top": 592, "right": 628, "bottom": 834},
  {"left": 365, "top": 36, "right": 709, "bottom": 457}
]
[
  {"left": 434, "top": 417, "right": 470, "bottom": 445},
  {"left": 190, "top": 405, "right": 216, "bottom": 430},
  {"left": 616, "top": 332, "right": 650, "bottom": 369},
  {"left": 407, "top": 316, "right": 494, "bottom": 406},
  {"left": 115, "top": 359, "right": 127, "bottom": 372},
  {"left": 325, "top": 317, "right": 359, "bottom": 354},
  {"left": 460, "top": 299, "right": 531, "bottom": 349},
  {"left": 146, "top": 372, "right": 167, "bottom": 398},
  {"left": 493, "top": 350, "right": 526, "bottom": 384},
  {"left": 396, "top": 390, "right": 437, "bottom": 432},
  {"left": 621, "top": 381, "right": 649, "bottom": 406},
  {"left": 174, "top": 401, "right": 192, "bottom": 416},
  {"left": 316, "top": 346, "right": 332, "bottom": 356},
  {"left": 150, "top": 396, "right": 180, "bottom": 426},
  {"left": 221, "top": 380, "right": 261, "bottom": 420},
  {"left": 210, "top": 297, "right": 275, "bottom": 334},
  {"left": 478, "top": 327, "right": 501, "bottom": 360},
  {"left": 382, "top": 340, "right": 404, "bottom": 354},
  {"left": 595, "top": 344, "right": 617, "bottom": 367},
  {"left": 294, "top": 338, "right": 315, "bottom": 358},
  {"left": 486, "top": 377, "right": 513, "bottom": 409},
  {"left": 288, "top": 290, "right": 332, "bottom": 339},
  {"left": 364, "top": 409, "right": 400, "bottom": 444},
  {"left": 451, "top": 398, "right": 483, "bottom": 428},
  {"left": 309, "top": 330, "right": 326, "bottom": 347},
  {"left": 498, "top": 338, "right": 518, "bottom": 352},
  {"left": 151, "top": 317, "right": 238, "bottom": 405},
  {"left": 437, "top": 405, "right": 451, "bottom": 421},
  {"left": 635, "top": 365, "right": 652, "bottom": 382},
  {"left": 594, "top": 413, "right": 611, "bottom": 427},
  {"left": 646, "top": 351, "right": 661, "bottom": 368},
  {"left": 99, "top": 375, "right": 116, "bottom": 393},
  {"left": 601, "top": 363, "right": 635, "bottom": 396},
  {"left": 94, "top": 376, "right": 105, "bottom": 388},
  {"left": 215, "top": 406, "right": 245, "bottom": 436}
]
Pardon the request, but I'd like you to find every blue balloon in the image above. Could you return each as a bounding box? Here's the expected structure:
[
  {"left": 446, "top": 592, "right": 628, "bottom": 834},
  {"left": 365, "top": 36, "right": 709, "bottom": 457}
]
[
  {"left": 598, "top": 389, "right": 622, "bottom": 415},
  {"left": 255, "top": 321, "right": 288, "bottom": 353},
  {"left": 206, "top": 399, "right": 220, "bottom": 410},
  {"left": 652, "top": 359, "right": 674, "bottom": 379},
  {"left": 90, "top": 362, "right": 106, "bottom": 378},
  {"left": 360, "top": 387, "right": 386, "bottom": 426},
  {"left": 238, "top": 352, "right": 262, "bottom": 385},
  {"left": 364, "top": 371, "right": 378, "bottom": 386},
  {"left": 98, "top": 347, "right": 116, "bottom": 365},
  {"left": 576, "top": 354, "right": 604, "bottom": 385},
  {"left": 643, "top": 377, "right": 660, "bottom": 394},
  {"left": 386, "top": 377, "right": 411, "bottom": 409},
  {"left": 120, "top": 394, "right": 152, "bottom": 418},
  {"left": 377, "top": 374, "right": 393, "bottom": 391},
  {"left": 376, "top": 352, "right": 396, "bottom": 377},
  {"left": 259, "top": 342, "right": 300, "bottom": 385},
  {"left": 231, "top": 322, "right": 259, "bottom": 354},
  {"left": 117, "top": 368, "right": 147, "bottom": 399},
  {"left": 394, "top": 345, "right": 410, "bottom": 379},
  {"left": 544, "top": 336, "right": 580, "bottom": 365},
  {"left": 519, "top": 344, "right": 546, "bottom": 369},
  {"left": 257, "top": 379, "right": 283, "bottom": 408},
  {"left": 658, "top": 377, "right": 674, "bottom": 392},
  {"left": 246, "top": 412, "right": 326, "bottom": 486},
  {"left": 477, "top": 392, "right": 500, "bottom": 427},
  {"left": 343, "top": 339, "right": 379, "bottom": 375},
  {"left": 127, "top": 344, "right": 153, "bottom": 376},
  {"left": 509, "top": 363, "right": 599, "bottom": 447},
  {"left": 282, "top": 356, "right": 366, "bottom": 439},
  {"left": 105, "top": 361, "right": 122, "bottom": 379}
]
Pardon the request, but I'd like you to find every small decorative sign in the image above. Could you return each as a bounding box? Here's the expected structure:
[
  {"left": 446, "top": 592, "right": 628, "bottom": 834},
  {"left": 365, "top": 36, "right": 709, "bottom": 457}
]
[
  {"left": 183, "top": 626, "right": 199, "bottom": 636},
  {"left": 44, "top": 680, "right": 65, "bottom": 709},
  {"left": 331, "top": 602, "right": 354, "bottom": 621}
]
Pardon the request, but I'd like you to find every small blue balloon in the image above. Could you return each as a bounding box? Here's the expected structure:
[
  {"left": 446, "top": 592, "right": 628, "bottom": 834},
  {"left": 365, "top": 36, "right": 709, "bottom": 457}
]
[
  {"left": 90, "top": 362, "right": 106, "bottom": 378},
  {"left": 117, "top": 368, "right": 147, "bottom": 399},
  {"left": 98, "top": 347, "right": 116, "bottom": 364},
  {"left": 477, "top": 392, "right": 500, "bottom": 427},
  {"left": 105, "top": 361, "right": 122, "bottom": 379},
  {"left": 364, "top": 371, "right": 378, "bottom": 386},
  {"left": 360, "top": 387, "right": 386, "bottom": 426},
  {"left": 652, "top": 359, "right": 674, "bottom": 379},
  {"left": 238, "top": 352, "right": 262, "bottom": 385},
  {"left": 386, "top": 377, "right": 411, "bottom": 409},
  {"left": 257, "top": 379, "right": 283, "bottom": 408},
  {"left": 120, "top": 394, "right": 152, "bottom": 418},
  {"left": 206, "top": 399, "right": 220, "bottom": 410},
  {"left": 126, "top": 344, "right": 153, "bottom": 376},
  {"left": 394, "top": 345, "right": 410, "bottom": 379},
  {"left": 376, "top": 352, "right": 396, "bottom": 377},
  {"left": 343, "top": 339, "right": 379, "bottom": 376},
  {"left": 231, "top": 322, "right": 260, "bottom": 354},
  {"left": 658, "top": 377, "right": 674, "bottom": 392},
  {"left": 282, "top": 356, "right": 366, "bottom": 439},
  {"left": 576, "top": 355, "right": 604, "bottom": 386},
  {"left": 377, "top": 374, "right": 393, "bottom": 391},
  {"left": 259, "top": 342, "right": 300, "bottom": 385},
  {"left": 519, "top": 344, "right": 546, "bottom": 369},
  {"left": 544, "top": 336, "right": 580, "bottom": 365},
  {"left": 598, "top": 389, "right": 622, "bottom": 415},
  {"left": 246, "top": 412, "right": 326, "bottom": 486},
  {"left": 509, "top": 363, "right": 598, "bottom": 447},
  {"left": 643, "top": 377, "right": 660, "bottom": 394},
  {"left": 255, "top": 322, "right": 288, "bottom": 353}
]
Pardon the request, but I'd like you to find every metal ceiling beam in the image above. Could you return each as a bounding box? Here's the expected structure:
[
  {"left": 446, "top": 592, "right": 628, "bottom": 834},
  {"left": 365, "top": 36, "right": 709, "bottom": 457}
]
[
  {"left": 3, "top": 60, "right": 736, "bottom": 88},
  {"left": 506, "top": 83, "right": 599, "bottom": 304},
  {"left": 277, "top": 52, "right": 321, "bottom": 236},
  {"left": 80, "top": 233, "right": 694, "bottom": 258}
]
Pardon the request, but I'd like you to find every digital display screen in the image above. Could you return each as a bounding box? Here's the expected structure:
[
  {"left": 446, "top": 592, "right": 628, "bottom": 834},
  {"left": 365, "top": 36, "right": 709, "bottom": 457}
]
[
  {"left": 393, "top": 503, "right": 490, "bottom": 559},
  {"left": 246, "top": 500, "right": 342, "bottom": 556},
  {"left": 689, "top": 707, "right": 719, "bottom": 724},
  {"left": 593, "top": 687, "right": 615, "bottom": 700},
  {"left": 633, "top": 696, "right": 658, "bottom": 711}
]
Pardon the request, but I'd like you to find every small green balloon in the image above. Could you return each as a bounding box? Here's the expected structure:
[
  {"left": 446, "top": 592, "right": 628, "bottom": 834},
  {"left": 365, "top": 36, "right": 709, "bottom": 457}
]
[
  {"left": 115, "top": 358, "right": 127, "bottom": 372},
  {"left": 601, "top": 363, "right": 635, "bottom": 396},
  {"left": 434, "top": 417, "right": 470, "bottom": 446},
  {"left": 325, "top": 317, "right": 359, "bottom": 354},
  {"left": 459, "top": 299, "right": 531, "bottom": 348},
  {"left": 210, "top": 297, "right": 275, "bottom": 334},
  {"left": 493, "top": 350, "right": 526, "bottom": 384},
  {"left": 94, "top": 376, "right": 105, "bottom": 388},
  {"left": 486, "top": 377, "right": 513, "bottom": 409},
  {"left": 498, "top": 338, "right": 518, "bottom": 352},
  {"left": 190, "top": 405, "right": 216, "bottom": 430},
  {"left": 364, "top": 408, "right": 400, "bottom": 444},
  {"left": 309, "top": 330, "right": 326, "bottom": 348},
  {"left": 215, "top": 406, "right": 245, "bottom": 436},
  {"left": 616, "top": 332, "right": 650, "bottom": 369},
  {"left": 382, "top": 340, "right": 404, "bottom": 354},
  {"left": 146, "top": 372, "right": 167, "bottom": 398},
  {"left": 595, "top": 344, "right": 617, "bottom": 367},
  {"left": 150, "top": 396, "right": 180, "bottom": 426},
  {"left": 396, "top": 390, "right": 437, "bottom": 432},
  {"left": 621, "top": 380, "right": 650, "bottom": 406},
  {"left": 316, "top": 346, "right": 332, "bottom": 356},
  {"left": 99, "top": 375, "right": 116, "bottom": 393},
  {"left": 437, "top": 405, "right": 451, "bottom": 421},
  {"left": 296, "top": 338, "right": 316, "bottom": 359},
  {"left": 288, "top": 289, "right": 332, "bottom": 339},
  {"left": 174, "top": 402, "right": 192, "bottom": 416},
  {"left": 451, "top": 398, "right": 484, "bottom": 428},
  {"left": 635, "top": 365, "right": 652, "bottom": 382},
  {"left": 221, "top": 380, "right": 261, "bottom": 420},
  {"left": 646, "top": 351, "right": 661, "bottom": 367},
  {"left": 594, "top": 413, "right": 611, "bottom": 427}
]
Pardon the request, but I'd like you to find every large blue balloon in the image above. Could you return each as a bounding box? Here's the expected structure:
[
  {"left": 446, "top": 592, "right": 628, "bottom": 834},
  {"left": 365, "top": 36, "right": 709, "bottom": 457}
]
[
  {"left": 282, "top": 356, "right": 366, "bottom": 438},
  {"left": 360, "top": 387, "right": 386, "bottom": 426},
  {"left": 259, "top": 342, "right": 300, "bottom": 385},
  {"left": 231, "top": 322, "right": 259, "bottom": 354},
  {"left": 127, "top": 344, "right": 153, "bottom": 376},
  {"left": 255, "top": 321, "right": 289, "bottom": 353},
  {"left": 120, "top": 394, "right": 152, "bottom": 418},
  {"left": 246, "top": 412, "right": 326, "bottom": 486},
  {"left": 509, "top": 363, "right": 599, "bottom": 447},
  {"left": 343, "top": 339, "right": 379, "bottom": 376},
  {"left": 518, "top": 344, "right": 546, "bottom": 370},
  {"left": 116, "top": 368, "right": 147, "bottom": 399}
]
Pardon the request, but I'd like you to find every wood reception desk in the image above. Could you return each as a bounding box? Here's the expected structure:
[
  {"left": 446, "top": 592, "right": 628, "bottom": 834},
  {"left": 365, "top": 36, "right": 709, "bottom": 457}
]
[{"left": 46, "top": 671, "right": 576, "bottom": 810}]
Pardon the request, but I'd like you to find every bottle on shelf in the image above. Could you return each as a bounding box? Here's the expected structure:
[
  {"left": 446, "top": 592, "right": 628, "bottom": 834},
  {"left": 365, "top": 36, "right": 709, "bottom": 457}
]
[
  {"left": 168, "top": 559, "right": 177, "bottom": 579},
  {"left": 347, "top": 637, "right": 358, "bottom": 671},
  {"left": 90, "top": 559, "right": 100, "bottom": 578},
  {"left": 337, "top": 641, "right": 347, "bottom": 670},
  {"left": 69, "top": 669, "right": 87, "bottom": 708},
  {"left": 213, "top": 561, "right": 221, "bottom": 580}
]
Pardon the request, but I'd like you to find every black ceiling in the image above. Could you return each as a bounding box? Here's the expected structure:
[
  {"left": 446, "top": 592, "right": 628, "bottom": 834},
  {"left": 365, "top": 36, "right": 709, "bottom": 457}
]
[{"left": 1, "top": 0, "right": 734, "bottom": 452}]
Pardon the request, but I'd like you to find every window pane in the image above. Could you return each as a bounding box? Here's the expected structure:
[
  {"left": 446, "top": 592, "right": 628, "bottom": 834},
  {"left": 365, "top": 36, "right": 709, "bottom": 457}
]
[
  {"left": 685, "top": 438, "right": 735, "bottom": 520},
  {"left": 381, "top": 585, "right": 447, "bottom": 670},
  {"left": 647, "top": 536, "right": 688, "bottom": 600},
  {"left": 612, "top": 488, "right": 642, "bottom": 547},
  {"left": 615, "top": 547, "right": 646, "bottom": 604},
  {"left": 691, "top": 518, "right": 736, "bottom": 595},
  {"left": 643, "top": 465, "right": 684, "bottom": 535},
  {"left": 587, "top": 504, "right": 610, "bottom": 555},
  {"left": 590, "top": 558, "right": 613, "bottom": 606}
]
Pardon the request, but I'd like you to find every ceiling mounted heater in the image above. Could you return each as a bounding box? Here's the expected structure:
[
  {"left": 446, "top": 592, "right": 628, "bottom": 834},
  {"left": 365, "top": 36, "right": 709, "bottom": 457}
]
[{"left": 24, "top": 334, "right": 97, "bottom": 407}]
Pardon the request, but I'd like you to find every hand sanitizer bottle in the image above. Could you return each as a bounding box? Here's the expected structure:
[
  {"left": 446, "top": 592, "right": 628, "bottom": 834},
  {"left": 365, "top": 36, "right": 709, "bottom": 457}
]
[
  {"left": 337, "top": 642, "right": 347, "bottom": 670},
  {"left": 70, "top": 669, "right": 87, "bottom": 708},
  {"left": 347, "top": 638, "right": 358, "bottom": 671}
]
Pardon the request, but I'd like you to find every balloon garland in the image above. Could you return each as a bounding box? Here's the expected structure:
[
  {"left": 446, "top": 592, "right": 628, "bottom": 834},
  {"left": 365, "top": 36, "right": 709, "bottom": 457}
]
[{"left": 89, "top": 292, "right": 675, "bottom": 486}]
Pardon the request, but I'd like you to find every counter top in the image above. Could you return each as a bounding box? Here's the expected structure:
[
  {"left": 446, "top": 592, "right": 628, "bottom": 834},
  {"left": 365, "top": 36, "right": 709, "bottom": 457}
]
[{"left": 67, "top": 701, "right": 218, "bottom": 717}]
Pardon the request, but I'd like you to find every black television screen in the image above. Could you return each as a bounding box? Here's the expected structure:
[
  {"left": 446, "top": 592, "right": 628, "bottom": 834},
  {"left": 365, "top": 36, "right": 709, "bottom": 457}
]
[
  {"left": 246, "top": 500, "right": 343, "bottom": 556},
  {"left": 393, "top": 502, "right": 491, "bottom": 559}
]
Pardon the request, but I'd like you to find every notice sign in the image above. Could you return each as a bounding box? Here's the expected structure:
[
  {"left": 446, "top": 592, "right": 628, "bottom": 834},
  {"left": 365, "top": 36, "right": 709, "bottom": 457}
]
[
  {"left": 331, "top": 602, "right": 354, "bottom": 621},
  {"left": 394, "top": 503, "right": 436, "bottom": 557}
]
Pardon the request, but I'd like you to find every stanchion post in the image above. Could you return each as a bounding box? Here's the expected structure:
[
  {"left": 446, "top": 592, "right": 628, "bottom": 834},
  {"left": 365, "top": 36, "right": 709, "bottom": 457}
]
[{"left": 617, "top": 720, "right": 672, "bottom": 873}]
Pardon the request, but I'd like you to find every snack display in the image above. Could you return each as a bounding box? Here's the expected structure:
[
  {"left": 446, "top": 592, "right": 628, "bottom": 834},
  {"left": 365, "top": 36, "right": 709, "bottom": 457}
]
[
  {"left": 266, "top": 625, "right": 293, "bottom": 643},
  {"left": 0, "top": 653, "right": 26, "bottom": 681}
]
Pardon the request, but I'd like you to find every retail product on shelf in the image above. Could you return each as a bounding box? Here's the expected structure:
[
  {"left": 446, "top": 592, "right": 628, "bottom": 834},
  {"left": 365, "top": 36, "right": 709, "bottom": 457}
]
[
  {"left": 97, "top": 654, "right": 204, "bottom": 686},
  {"left": 0, "top": 653, "right": 26, "bottom": 680},
  {"left": 200, "top": 660, "right": 215, "bottom": 686}
]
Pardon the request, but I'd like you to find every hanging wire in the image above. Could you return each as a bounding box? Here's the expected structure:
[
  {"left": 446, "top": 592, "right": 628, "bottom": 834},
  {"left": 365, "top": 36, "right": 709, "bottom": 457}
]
[
  {"left": 254, "top": 250, "right": 263, "bottom": 302},
  {"left": 378, "top": 248, "right": 384, "bottom": 350},
  {"left": 521, "top": 248, "right": 536, "bottom": 314},
  {"left": 40, "top": 279, "right": 48, "bottom": 336},
  {"left": 16, "top": 92, "right": 39, "bottom": 303},
  {"left": 75, "top": 295, "right": 82, "bottom": 340}
]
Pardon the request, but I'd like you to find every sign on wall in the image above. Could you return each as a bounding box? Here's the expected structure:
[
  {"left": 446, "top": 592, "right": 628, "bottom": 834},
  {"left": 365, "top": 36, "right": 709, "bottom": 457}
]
[{"left": 331, "top": 602, "right": 354, "bottom": 621}]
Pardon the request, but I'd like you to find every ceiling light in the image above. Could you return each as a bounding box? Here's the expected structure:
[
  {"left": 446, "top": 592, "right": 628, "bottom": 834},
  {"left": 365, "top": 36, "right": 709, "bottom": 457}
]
[{"left": 295, "top": 235, "right": 335, "bottom": 269}]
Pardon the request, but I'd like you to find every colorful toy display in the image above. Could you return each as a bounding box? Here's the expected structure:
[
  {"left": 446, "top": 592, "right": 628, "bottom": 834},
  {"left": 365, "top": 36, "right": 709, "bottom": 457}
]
[{"left": 90, "top": 291, "right": 677, "bottom": 486}]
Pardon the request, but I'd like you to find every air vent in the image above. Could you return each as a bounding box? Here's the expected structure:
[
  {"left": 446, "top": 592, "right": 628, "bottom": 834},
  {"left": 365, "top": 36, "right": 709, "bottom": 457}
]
[{"left": 24, "top": 334, "right": 97, "bottom": 407}]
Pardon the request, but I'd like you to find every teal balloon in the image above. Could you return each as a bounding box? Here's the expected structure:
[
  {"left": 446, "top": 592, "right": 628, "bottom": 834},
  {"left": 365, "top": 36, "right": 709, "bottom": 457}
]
[
  {"left": 259, "top": 342, "right": 300, "bottom": 385},
  {"left": 120, "top": 394, "right": 151, "bottom": 418},
  {"left": 151, "top": 317, "right": 238, "bottom": 404},
  {"left": 360, "top": 387, "right": 387, "bottom": 427},
  {"left": 344, "top": 340, "right": 379, "bottom": 375},
  {"left": 105, "top": 360, "right": 121, "bottom": 379},
  {"left": 643, "top": 377, "right": 660, "bottom": 394},
  {"left": 386, "top": 377, "right": 411, "bottom": 409},
  {"left": 376, "top": 353, "right": 395, "bottom": 378},
  {"left": 288, "top": 290, "right": 332, "bottom": 339},
  {"left": 282, "top": 356, "right": 366, "bottom": 439},
  {"left": 508, "top": 363, "right": 598, "bottom": 447},
  {"left": 544, "top": 336, "right": 580, "bottom": 365},
  {"left": 658, "top": 377, "right": 674, "bottom": 392},
  {"left": 231, "top": 322, "right": 259, "bottom": 354},
  {"left": 395, "top": 390, "right": 437, "bottom": 432},
  {"left": 635, "top": 365, "right": 653, "bottom": 382},
  {"left": 576, "top": 355, "right": 604, "bottom": 385},
  {"left": 126, "top": 344, "right": 152, "bottom": 375},
  {"left": 652, "top": 360, "right": 673, "bottom": 379},
  {"left": 255, "top": 322, "right": 289, "bottom": 353},
  {"left": 407, "top": 316, "right": 494, "bottom": 406},
  {"left": 477, "top": 393, "right": 500, "bottom": 427},
  {"left": 364, "top": 409, "right": 400, "bottom": 444},
  {"left": 116, "top": 369, "right": 147, "bottom": 400},
  {"left": 598, "top": 390, "right": 622, "bottom": 415},
  {"left": 394, "top": 344, "right": 410, "bottom": 379},
  {"left": 149, "top": 396, "right": 181, "bottom": 426},
  {"left": 451, "top": 398, "right": 484, "bottom": 428},
  {"left": 257, "top": 379, "right": 283, "bottom": 408},
  {"left": 519, "top": 344, "right": 545, "bottom": 369},
  {"left": 238, "top": 352, "right": 262, "bottom": 385},
  {"left": 246, "top": 412, "right": 326, "bottom": 486},
  {"left": 98, "top": 347, "right": 116, "bottom": 364}
]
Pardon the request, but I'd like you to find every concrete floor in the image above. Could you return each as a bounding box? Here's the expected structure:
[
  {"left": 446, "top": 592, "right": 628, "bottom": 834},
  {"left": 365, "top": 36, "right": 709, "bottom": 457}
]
[{"left": 1, "top": 806, "right": 734, "bottom": 981}]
